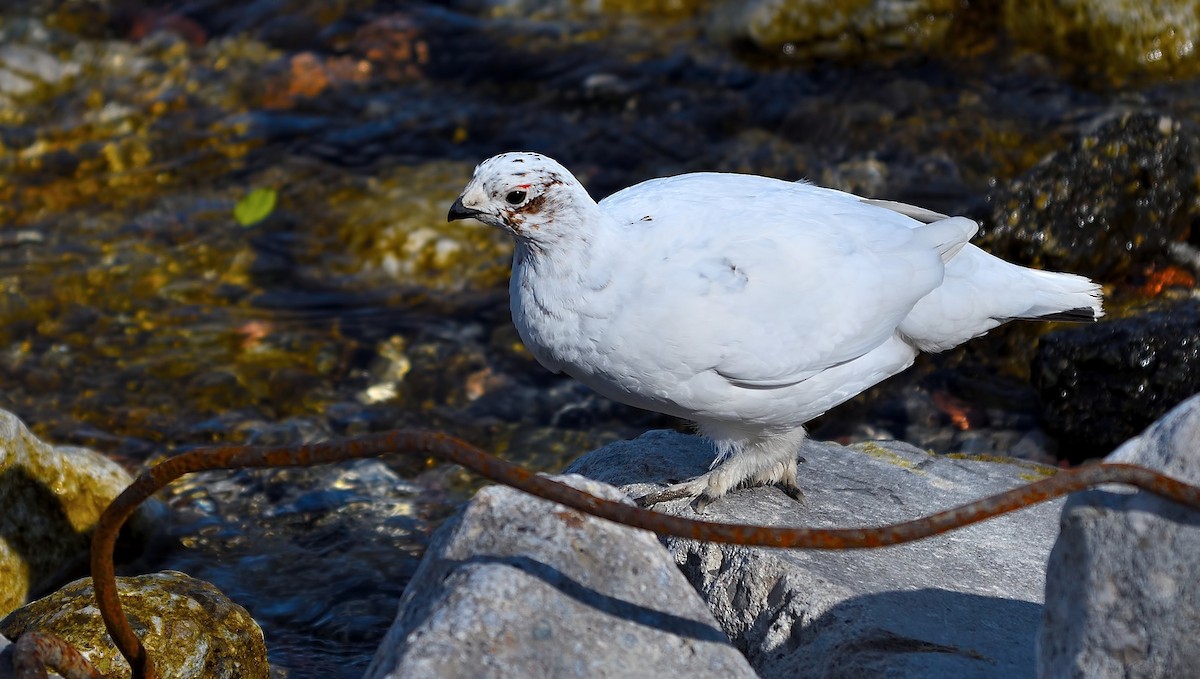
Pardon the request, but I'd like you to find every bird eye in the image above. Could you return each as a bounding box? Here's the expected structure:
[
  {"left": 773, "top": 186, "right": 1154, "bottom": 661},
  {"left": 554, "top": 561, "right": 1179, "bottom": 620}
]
[{"left": 505, "top": 190, "right": 527, "bottom": 205}]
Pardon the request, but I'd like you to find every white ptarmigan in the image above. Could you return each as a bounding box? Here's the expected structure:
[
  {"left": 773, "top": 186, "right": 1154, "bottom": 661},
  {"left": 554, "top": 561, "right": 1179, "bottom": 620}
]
[{"left": 448, "top": 152, "right": 1103, "bottom": 510}]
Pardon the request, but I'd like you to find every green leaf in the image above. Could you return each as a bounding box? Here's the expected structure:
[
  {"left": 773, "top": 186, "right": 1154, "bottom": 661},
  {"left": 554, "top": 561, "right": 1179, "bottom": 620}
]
[{"left": 234, "top": 187, "right": 278, "bottom": 227}]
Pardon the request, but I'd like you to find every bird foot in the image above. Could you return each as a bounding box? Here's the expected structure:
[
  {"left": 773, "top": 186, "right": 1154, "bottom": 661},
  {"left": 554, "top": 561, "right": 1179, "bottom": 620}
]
[
  {"left": 636, "top": 476, "right": 807, "bottom": 512},
  {"left": 778, "top": 481, "right": 806, "bottom": 505}
]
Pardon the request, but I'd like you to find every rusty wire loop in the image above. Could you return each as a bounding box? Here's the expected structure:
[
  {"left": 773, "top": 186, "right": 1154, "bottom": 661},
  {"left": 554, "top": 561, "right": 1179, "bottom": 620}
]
[
  {"left": 13, "top": 630, "right": 103, "bottom": 679},
  {"left": 91, "top": 430, "right": 1200, "bottom": 679}
]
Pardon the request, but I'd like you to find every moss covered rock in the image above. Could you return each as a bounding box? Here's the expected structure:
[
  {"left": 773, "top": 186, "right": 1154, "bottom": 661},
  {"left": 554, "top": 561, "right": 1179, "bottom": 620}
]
[
  {"left": 0, "top": 571, "right": 268, "bottom": 679},
  {"left": 0, "top": 409, "right": 160, "bottom": 617},
  {"left": 1003, "top": 0, "right": 1200, "bottom": 80},
  {"left": 714, "top": 0, "right": 960, "bottom": 59}
]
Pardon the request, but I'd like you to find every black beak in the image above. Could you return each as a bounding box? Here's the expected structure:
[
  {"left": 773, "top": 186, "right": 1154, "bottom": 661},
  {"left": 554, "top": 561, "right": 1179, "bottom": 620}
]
[{"left": 447, "top": 197, "right": 480, "bottom": 222}]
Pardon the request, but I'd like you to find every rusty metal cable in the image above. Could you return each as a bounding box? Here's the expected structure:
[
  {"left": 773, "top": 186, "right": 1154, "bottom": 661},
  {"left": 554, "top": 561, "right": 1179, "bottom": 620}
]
[
  {"left": 90, "top": 430, "right": 1200, "bottom": 679},
  {"left": 13, "top": 630, "right": 103, "bottom": 679}
]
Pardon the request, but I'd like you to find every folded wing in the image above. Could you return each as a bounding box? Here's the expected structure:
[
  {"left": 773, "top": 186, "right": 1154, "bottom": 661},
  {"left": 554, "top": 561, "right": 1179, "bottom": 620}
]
[{"left": 600, "top": 174, "right": 974, "bottom": 389}]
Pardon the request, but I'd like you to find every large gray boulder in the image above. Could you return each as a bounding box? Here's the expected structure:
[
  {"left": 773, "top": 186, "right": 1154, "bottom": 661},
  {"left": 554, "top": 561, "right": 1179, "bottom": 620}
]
[
  {"left": 567, "top": 431, "right": 1063, "bottom": 677},
  {"left": 366, "top": 474, "right": 755, "bottom": 678},
  {"left": 1039, "top": 393, "right": 1200, "bottom": 678}
]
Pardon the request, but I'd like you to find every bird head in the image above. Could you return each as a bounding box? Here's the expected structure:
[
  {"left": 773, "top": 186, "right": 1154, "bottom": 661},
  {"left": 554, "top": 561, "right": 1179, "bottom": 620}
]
[{"left": 447, "top": 152, "right": 591, "bottom": 244}]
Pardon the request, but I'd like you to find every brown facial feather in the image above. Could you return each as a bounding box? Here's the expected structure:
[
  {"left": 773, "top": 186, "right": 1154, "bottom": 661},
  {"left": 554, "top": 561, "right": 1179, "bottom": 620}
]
[
  {"left": 508, "top": 177, "right": 566, "bottom": 229},
  {"left": 520, "top": 192, "right": 549, "bottom": 216}
]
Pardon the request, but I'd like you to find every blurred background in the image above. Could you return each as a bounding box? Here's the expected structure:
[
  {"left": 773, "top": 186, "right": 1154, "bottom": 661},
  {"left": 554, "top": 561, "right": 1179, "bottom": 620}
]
[{"left": 2, "top": 0, "right": 1199, "bottom": 675}]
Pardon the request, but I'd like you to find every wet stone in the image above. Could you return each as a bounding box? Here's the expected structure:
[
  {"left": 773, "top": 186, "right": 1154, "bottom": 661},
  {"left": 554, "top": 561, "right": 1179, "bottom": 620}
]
[
  {"left": 0, "top": 571, "right": 268, "bottom": 679},
  {"left": 1034, "top": 299, "right": 1200, "bottom": 463},
  {"left": 150, "top": 459, "right": 441, "bottom": 679},
  {"left": 976, "top": 111, "right": 1200, "bottom": 281}
]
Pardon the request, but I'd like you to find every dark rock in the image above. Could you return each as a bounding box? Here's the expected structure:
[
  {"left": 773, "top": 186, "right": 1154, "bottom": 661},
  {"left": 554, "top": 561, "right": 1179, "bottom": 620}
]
[
  {"left": 0, "top": 571, "right": 268, "bottom": 678},
  {"left": 1034, "top": 299, "right": 1200, "bottom": 463},
  {"left": 365, "top": 474, "right": 755, "bottom": 678},
  {"left": 1039, "top": 393, "right": 1200, "bottom": 678},
  {"left": 0, "top": 633, "right": 11, "bottom": 679},
  {"left": 977, "top": 111, "right": 1200, "bottom": 281},
  {"left": 566, "top": 431, "right": 1063, "bottom": 678}
]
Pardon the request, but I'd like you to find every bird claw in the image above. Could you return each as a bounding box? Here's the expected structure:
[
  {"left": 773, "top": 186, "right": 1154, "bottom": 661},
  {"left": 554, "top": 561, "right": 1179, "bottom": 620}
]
[
  {"left": 779, "top": 482, "right": 806, "bottom": 505},
  {"left": 692, "top": 493, "right": 715, "bottom": 514}
]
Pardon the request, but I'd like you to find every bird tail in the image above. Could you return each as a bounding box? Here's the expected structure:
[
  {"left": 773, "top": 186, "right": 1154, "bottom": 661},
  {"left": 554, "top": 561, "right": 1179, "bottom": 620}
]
[
  {"left": 1006, "top": 267, "right": 1104, "bottom": 323},
  {"left": 900, "top": 244, "right": 1104, "bottom": 353}
]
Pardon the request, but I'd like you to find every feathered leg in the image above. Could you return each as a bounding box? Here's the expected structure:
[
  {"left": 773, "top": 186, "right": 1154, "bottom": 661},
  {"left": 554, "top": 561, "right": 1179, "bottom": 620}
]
[{"left": 636, "top": 428, "right": 807, "bottom": 512}]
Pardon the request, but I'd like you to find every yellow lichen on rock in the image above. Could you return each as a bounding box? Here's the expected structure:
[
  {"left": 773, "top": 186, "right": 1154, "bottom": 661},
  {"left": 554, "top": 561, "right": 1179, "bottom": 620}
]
[
  {"left": 853, "top": 440, "right": 924, "bottom": 471},
  {"left": 719, "top": 0, "right": 960, "bottom": 58},
  {"left": 0, "top": 409, "right": 157, "bottom": 617},
  {"left": 0, "top": 571, "right": 269, "bottom": 679},
  {"left": 1003, "top": 0, "right": 1200, "bottom": 79}
]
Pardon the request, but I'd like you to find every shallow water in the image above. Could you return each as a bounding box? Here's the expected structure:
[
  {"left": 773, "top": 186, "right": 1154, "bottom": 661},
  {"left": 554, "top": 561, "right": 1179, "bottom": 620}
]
[{"left": 3, "top": 1, "right": 1199, "bottom": 676}]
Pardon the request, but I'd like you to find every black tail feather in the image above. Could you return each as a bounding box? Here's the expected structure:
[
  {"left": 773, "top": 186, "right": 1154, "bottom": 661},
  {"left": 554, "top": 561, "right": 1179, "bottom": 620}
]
[{"left": 1030, "top": 306, "right": 1100, "bottom": 323}]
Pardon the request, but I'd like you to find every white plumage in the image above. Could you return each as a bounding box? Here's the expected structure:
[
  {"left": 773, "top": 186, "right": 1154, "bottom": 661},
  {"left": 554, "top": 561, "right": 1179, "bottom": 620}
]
[{"left": 448, "top": 152, "right": 1103, "bottom": 510}]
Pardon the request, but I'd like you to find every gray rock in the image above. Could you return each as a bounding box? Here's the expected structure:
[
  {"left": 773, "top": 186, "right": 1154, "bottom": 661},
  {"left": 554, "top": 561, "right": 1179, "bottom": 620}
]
[
  {"left": 366, "top": 474, "right": 755, "bottom": 679},
  {"left": 567, "top": 431, "right": 1064, "bottom": 678},
  {"left": 1039, "top": 393, "right": 1200, "bottom": 678}
]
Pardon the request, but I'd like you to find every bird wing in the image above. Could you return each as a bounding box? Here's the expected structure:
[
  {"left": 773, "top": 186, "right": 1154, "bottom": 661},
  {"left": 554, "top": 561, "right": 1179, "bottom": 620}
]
[
  {"left": 599, "top": 173, "right": 960, "bottom": 389},
  {"left": 858, "top": 197, "right": 950, "bottom": 223}
]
